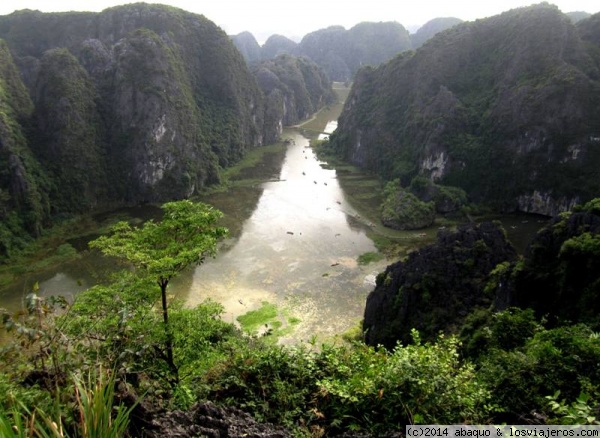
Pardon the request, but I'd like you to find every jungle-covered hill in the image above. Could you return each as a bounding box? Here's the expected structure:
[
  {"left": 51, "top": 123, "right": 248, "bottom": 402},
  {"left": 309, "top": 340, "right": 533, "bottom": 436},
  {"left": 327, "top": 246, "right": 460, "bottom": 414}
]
[
  {"left": 0, "top": 3, "right": 334, "bottom": 259},
  {"left": 327, "top": 4, "right": 600, "bottom": 216}
]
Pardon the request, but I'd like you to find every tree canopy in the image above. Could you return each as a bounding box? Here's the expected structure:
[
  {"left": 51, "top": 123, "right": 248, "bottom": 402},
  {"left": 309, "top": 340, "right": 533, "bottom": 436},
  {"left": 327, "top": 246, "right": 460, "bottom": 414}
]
[{"left": 90, "top": 200, "right": 228, "bottom": 285}]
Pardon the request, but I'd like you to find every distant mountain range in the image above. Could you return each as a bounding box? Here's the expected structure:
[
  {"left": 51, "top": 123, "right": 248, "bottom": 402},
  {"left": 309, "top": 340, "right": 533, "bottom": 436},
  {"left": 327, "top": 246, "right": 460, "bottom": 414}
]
[{"left": 231, "top": 18, "right": 463, "bottom": 81}]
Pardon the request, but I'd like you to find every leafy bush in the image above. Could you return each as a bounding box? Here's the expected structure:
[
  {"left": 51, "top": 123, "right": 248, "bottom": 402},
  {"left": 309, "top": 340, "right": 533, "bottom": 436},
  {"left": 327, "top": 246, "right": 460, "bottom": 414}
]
[
  {"left": 381, "top": 180, "right": 435, "bottom": 230},
  {"left": 315, "top": 332, "right": 491, "bottom": 433},
  {"left": 478, "top": 324, "right": 600, "bottom": 422},
  {"left": 546, "top": 391, "right": 599, "bottom": 425},
  {"left": 205, "top": 343, "right": 318, "bottom": 428},
  {"left": 460, "top": 307, "right": 541, "bottom": 358},
  {"left": 205, "top": 331, "right": 491, "bottom": 434}
]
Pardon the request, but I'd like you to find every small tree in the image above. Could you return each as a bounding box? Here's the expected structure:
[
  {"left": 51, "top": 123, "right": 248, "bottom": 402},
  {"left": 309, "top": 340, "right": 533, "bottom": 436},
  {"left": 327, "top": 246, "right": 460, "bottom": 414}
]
[{"left": 89, "top": 200, "right": 228, "bottom": 381}]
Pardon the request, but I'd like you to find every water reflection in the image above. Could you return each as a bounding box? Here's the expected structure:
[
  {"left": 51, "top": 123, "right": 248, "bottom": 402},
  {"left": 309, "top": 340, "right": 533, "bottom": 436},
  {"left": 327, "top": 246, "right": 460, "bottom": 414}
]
[
  {"left": 318, "top": 120, "right": 338, "bottom": 140},
  {"left": 179, "top": 129, "right": 378, "bottom": 342},
  {"left": 0, "top": 129, "right": 380, "bottom": 343}
]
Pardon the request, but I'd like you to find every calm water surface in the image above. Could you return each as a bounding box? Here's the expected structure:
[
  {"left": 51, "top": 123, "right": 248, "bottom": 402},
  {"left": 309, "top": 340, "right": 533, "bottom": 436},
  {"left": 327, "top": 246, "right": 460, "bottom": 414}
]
[
  {"left": 175, "top": 129, "right": 380, "bottom": 342},
  {"left": 0, "top": 81, "right": 549, "bottom": 342},
  {"left": 0, "top": 127, "right": 382, "bottom": 343}
]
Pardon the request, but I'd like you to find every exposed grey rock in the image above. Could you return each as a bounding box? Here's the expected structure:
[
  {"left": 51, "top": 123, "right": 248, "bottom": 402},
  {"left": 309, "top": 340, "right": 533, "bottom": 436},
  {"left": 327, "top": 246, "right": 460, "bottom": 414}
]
[{"left": 138, "top": 401, "right": 292, "bottom": 438}]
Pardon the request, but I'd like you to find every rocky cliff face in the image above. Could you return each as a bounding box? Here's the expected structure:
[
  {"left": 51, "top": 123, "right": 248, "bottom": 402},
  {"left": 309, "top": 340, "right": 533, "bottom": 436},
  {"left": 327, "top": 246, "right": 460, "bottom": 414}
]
[
  {"left": 0, "top": 40, "right": 50, "bottom": 257},
  {"left": 230, "top": 31, "right": 262, "bottom": 63},
  {"left": 410, "top": 17, "right": 463, "bottom": 49},
  {"left": 364, "top": 198, "right": 600, "bottom": 349},
  {"left": 0, "top": 4, "right": 269, "bottom": 203},
  {"left": 0, "top": 4, "right": 280, "bottom": 255},
  {"left": 499, "top": 199, "right": 600, "bottom": 325},
  {"left": 253, "top": 54, "right": 336, "bottom": 143},
  {"left": 297, "top": 22, "right": 412, "bottom": 81},
  {"left": 364, "top": 222, "right": 517, "bottom": 348},
  {"left": 31, "top": 48, "right": 107, "bottom": 212},
  {"left": 329, "top": 5, "right": 600, "bottom": 215},
  {"left": 260, "top": 34, "right": 298, "bottom": 61}
]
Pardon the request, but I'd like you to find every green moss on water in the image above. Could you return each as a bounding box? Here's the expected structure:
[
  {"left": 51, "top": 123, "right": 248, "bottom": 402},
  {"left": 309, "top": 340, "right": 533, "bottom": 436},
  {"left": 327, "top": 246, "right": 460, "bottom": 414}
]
[
  {"left": 236, "top": 301, "right": 278, "bottom": 334},
  {"left": 357, "top": 251, "right": 385, "bottom": 265},
  {"left": 236, "top": 302, "right": 302, "bottom": 342}
]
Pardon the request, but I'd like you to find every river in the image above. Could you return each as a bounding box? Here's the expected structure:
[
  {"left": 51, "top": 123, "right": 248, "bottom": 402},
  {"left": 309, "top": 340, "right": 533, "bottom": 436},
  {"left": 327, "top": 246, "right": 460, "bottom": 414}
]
[
  {"left": 0, "top": 82, "right": 548, "bottom": 343},
  {"left": 174, "top": 128, "right": 383, "bottom": 343},
  {"left": 0, "top": 124, "right": 386, "bottom": 344}
]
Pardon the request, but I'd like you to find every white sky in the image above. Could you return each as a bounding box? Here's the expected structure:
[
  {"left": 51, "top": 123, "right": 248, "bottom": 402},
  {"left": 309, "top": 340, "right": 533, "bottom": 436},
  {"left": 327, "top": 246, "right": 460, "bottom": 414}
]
[{"left": 0, "top": 1, "right": 598, "bottom": 42}]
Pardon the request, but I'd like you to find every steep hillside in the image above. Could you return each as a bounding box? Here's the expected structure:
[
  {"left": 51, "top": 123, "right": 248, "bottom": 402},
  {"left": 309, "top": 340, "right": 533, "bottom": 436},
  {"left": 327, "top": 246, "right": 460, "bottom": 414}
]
[
  {"left": 261, "top": 34, "right": 298, "bottom": 60},
  {"left": 567, "top": 11, "right": 592, "bottom": 23},
  {"left": 253, "top": 54, "right": 335, "bottom": 143},
  {"left": 364, "top": 199, "right": 600, "bottom": 349},
  {"left": 0, "top": 4, "right": 269, "bottom": 201},
  {"left": 328, "top": 4, "right": 600, "bottom": 215},
  {"left": 0, "top": 40, "right": 50, "bottom": 257},
  {"left": 30, "top": 48, "right": 107, "bottom": 213},
  {"left": 0, "top": 3, "right": 281, "bottom": 255},
  {"left": 297, "top": 22, "right": 412, "bottom": 81},
  {"left": 410, "top": 17, "right": 463, "bottom": 49},
  {"left": 364, "top": 222, "right": 517, "bottom": 347},
  {"left": 230, "top": 31, "right": 262, "bottom": 63}
]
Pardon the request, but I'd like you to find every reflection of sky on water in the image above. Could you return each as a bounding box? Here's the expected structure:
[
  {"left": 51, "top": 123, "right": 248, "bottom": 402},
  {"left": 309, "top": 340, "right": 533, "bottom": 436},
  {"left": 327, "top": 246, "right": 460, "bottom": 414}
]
[
  {"left": 0, "top": 127, "right": 381, "bottom": 342},
  {"left": 0, "top": 259, "right": 100, "bottom": 312},
  {"left": 318, "top": 120, "right": 338, "bottom": 140},
  {"left": 184, "top": 129, "right": 378, "bottom": 342}
]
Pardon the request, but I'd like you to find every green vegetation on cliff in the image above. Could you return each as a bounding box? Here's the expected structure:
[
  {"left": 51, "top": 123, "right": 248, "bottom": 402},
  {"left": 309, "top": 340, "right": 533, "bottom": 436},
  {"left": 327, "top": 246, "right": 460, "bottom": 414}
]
[
  {"left": 0, "top": 4, "right": 277, "bottom": 257},
  {"left": 31, "top": 48, "right": 106, "bottom": 213},
  {"left": 380, "top": 179, "right": 435, "bottom": 230},
  {"left": 410, "top": 17, "right": 463, "bottom": 49},
  {"left": 297, "top": 21, "right": 412, "bottom": 81},
  {"left": 328, "top": 4, "right": 600, "bottom": 214},
  {"left": 0, "top": 39, "right": 49, "bottom": 258},
  {"left": 253, "top": 54, "right": 335, "bottom": 142}
]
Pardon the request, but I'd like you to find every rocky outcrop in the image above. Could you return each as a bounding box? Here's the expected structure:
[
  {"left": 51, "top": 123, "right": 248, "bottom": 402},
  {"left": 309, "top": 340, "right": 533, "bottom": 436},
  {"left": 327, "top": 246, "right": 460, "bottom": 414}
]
[
  {"left": 408, "top": 176, "right": 468, "bottom": 214},
  {"left": 254, "top": 54, "right": 335, "bottom": 143},
  {"left": 31, "top": 48, "right": 106, "bottom": 213},
  {"left": 0, "top": 4, "right": 269, "bottom": 206},
  {"left": 261, "top": 34, "right": 298, "bottom": 60},
  {"left": 237, "top": 20, "right": 455, "bottom": 81},
  {"left": 0, "top": 40, "right": 49, "bottom": 256},
  {"left": 380, "top": 185, "right": 435, "bottom": 230},
  {"left": 231, "top": 31, "right": 262, "bottom": 63},
  {"left": 410, "top": 17, "right": 463, "bottom": 49},
  {"left": 297, "top": 22, "right": 412, "bottom": 81},
  {"left": 567, "top": 11, "right": 592, "bottom": 23},
  {"left": 517, "top": 191, "right": 580, "bottom": 217},
  {"left": 365, "top": 198, "right": 600, "bottom": 349},
  {"left": 363, "top": 222, "right": 517, "bottom": 348},
  {"left": 329, "top": 4, "right": 600, "bottom": 215},
  {"left": 498, "top": 199, "right": 600, "bottom": 325},
  {"left": 0, "top": 4, "right": 284, "bottom": 251},
  {"left": 134, "top": 401, "right": 291, "bottom": 438}
]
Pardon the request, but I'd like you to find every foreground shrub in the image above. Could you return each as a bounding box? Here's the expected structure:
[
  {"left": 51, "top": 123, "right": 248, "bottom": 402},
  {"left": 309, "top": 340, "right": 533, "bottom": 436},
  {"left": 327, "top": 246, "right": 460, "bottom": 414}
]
[
  {"left": 205, "top": 331, "right": 492, "bottom": 434},
  {"left": 315, "top": 331, "right": 491, "bottom": 433},
  {"left": 478, "top": 324, "right": 600, "bottom": 422}
]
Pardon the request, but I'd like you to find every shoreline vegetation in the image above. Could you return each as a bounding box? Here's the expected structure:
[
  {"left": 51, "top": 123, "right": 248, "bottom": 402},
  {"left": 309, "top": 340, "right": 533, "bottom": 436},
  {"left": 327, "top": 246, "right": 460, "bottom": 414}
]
[{"left": 0, "top": 82, "right": 543, "bottom": 297}]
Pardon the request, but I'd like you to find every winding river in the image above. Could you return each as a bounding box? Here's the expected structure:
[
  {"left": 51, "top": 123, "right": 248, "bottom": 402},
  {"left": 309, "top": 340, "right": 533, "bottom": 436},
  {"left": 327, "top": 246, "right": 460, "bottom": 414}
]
[
  {"left": 0, "top": 124, "right": 385, "bottom": 343},
  {"left": 0, "top": 82, "right": 548, "bottom": 343},
  {"left": 175, "top": 128, "right": 382, "bottom": 342}
]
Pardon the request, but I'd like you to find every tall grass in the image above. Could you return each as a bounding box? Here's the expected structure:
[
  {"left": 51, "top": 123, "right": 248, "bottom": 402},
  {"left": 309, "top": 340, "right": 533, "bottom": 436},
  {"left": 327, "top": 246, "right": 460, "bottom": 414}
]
[
  {"left": 71, "top": 369, "right": 133, "bottom": 438},
  {"left": 0, "top": 369, "right": 134, "bottom": 438}
]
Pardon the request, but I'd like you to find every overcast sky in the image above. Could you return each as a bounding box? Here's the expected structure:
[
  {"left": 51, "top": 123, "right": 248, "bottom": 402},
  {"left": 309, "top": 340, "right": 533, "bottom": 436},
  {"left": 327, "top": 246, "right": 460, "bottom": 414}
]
[{"left": 0, "top": 1, "right": 598, "bottom": 42}]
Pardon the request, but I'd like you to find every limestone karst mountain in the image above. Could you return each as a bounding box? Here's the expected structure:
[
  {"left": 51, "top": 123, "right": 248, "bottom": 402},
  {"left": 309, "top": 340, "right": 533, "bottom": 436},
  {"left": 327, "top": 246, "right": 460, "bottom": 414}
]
[{"left": 328, "top": 4, "right": 600, "bottom": 215}]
